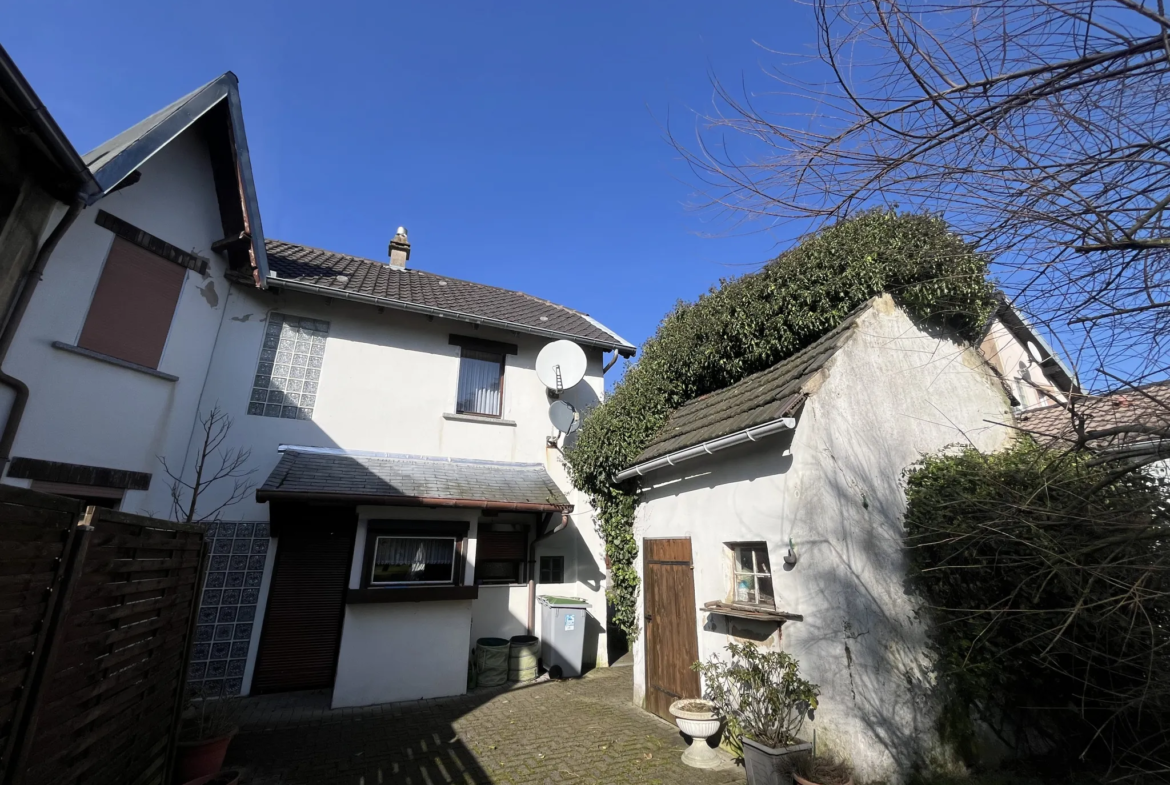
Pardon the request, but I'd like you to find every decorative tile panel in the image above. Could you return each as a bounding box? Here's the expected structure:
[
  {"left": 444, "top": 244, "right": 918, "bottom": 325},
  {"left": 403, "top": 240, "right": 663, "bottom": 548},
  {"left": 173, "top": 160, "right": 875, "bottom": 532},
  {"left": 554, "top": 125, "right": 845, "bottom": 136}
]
[
  {"left": 247, "top": 313, "right": 329, "bottom": 420},
  {"left": 188, "top": 521, "right": 270, "bottom": 697}
]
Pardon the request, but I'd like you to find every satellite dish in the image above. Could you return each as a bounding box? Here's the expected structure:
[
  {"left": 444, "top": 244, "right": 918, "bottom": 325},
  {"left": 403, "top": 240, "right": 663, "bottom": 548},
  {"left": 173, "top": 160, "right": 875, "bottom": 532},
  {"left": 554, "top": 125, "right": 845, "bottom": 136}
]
[
  {"left": 536, "top": 340, "right": 587, "bottom": 393},
  {"left": 549, "top": 400, "right": 580, "bottom": 434}
]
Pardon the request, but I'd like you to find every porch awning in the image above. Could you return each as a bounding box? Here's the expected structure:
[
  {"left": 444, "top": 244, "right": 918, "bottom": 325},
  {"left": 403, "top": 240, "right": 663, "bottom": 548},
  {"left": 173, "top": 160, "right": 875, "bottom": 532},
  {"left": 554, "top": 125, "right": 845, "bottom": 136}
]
[{"left": 255, "top": 448, "right": 572, "bottom": 513}]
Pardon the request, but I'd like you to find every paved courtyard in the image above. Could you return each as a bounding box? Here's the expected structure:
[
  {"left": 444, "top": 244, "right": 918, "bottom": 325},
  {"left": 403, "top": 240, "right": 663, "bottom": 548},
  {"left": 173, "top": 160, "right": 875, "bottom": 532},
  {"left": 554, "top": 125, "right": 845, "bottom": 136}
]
[{"left": 226, "top": 664, "right": 744, "bottom": 784}]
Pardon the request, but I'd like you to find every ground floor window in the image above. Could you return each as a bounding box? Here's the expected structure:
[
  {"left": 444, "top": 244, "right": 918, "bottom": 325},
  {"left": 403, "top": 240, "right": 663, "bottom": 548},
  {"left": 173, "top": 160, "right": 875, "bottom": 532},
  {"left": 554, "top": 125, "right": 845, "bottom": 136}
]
[
  {"left": 731, "top": 543, "right": 774, "bottom": 607},
  {"left": 539, "top": 555, "right": 564, "bottom": 583},
  {"left": 371, "top": 536, "right": 457, "bottom": 584},
  {"left": 475, "top": 528, "right": 528, "bottom": 585}
]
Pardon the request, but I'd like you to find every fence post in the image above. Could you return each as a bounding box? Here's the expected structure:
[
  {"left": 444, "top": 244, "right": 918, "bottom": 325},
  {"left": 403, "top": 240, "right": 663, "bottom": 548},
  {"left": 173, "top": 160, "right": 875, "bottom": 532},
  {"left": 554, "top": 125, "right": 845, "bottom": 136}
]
[
  {"left": 3, "top": 507, "right": 96, "bottom": 785},
  {"left": 163, "top": 538, "right": 209, "bottom": 785}
]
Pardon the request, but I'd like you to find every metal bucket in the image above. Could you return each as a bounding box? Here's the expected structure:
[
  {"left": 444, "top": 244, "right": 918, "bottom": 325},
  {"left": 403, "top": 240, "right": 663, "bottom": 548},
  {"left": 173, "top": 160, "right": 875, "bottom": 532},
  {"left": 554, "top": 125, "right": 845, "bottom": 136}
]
[{"left": 508, "top": 635, "right": 539, "bottom": 682}]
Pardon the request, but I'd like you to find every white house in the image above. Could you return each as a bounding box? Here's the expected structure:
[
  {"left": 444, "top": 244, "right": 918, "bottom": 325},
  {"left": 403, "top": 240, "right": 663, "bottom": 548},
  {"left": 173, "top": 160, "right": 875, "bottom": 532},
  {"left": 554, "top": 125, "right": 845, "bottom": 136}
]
[
  {"left": 617, "top": 295, "right": 1076, "bottom": 783},
  {"left": 0, "top": 72, "right": 635, "bottom": 707}
]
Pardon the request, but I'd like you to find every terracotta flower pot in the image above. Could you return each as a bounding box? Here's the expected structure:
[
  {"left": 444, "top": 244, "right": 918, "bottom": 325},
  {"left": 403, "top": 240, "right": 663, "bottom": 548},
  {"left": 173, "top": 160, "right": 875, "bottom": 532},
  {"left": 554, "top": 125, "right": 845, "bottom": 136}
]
[
  {"left": 181, "top": 771, "right": 240, "bottom": 785},
  {"left": 173, "top": 729, "right": 237, "bottom": 784}
]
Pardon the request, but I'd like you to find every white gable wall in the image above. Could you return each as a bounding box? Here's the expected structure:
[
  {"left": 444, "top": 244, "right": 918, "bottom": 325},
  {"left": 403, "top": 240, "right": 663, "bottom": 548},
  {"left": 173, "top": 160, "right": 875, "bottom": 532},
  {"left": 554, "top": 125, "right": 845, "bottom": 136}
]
[
  {"left": 630, "top": 297, "right": 1014, "bottom": 783},
  {"left": 1, "top": 128, "right": 233, "bottom": 514}
]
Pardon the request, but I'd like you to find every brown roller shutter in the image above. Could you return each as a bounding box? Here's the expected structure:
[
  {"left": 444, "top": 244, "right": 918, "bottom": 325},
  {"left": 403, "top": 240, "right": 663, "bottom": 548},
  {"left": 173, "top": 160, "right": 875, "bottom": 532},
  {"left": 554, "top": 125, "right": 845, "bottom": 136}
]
[
  {"left": 477, "top": 530, "right": 527, "bottom": 561},
  {"left": 78, "top": 236, "right": 185, "bottom": 369},
  {"left": 252, "top": 518, "right": 356, "bottom": 694}
]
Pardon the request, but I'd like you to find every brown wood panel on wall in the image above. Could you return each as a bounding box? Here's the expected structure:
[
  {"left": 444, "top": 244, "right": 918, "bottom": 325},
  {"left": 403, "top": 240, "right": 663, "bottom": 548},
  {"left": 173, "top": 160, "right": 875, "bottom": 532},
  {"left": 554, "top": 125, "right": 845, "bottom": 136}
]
[
  {"left": 643, "top": 538, "right": 701, "bottom": 723},
  {"left": 251, "top": 510, "right": 356, "bottom": 694}
]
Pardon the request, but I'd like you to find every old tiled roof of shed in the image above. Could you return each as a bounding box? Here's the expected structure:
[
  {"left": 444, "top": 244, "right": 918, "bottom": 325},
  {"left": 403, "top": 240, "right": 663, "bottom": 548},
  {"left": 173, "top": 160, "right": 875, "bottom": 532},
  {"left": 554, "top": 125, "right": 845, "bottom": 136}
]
[
  {"left": 633, "top": 305, "right": 869, "bottom": 464},
  {"left": 1014, "top": 379, "right": 1170, "bottom": 450},
  {"left": 256, "top": 449, "right": 572, "bottom": 511},
  {"left": 262, "top": 240, "right": 635, "bottom": 355}
]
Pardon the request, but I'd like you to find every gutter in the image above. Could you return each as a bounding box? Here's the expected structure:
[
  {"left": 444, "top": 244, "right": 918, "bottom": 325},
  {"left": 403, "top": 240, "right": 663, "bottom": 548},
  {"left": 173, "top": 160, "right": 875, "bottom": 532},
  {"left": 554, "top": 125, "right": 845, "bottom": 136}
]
[
  {"left": 0, "top": 202, "right": 84, "bottom": 468},
  {"left": 254, "top": 488, "right": 571, "bottom": 513},
  {"left": 0, "top": 45, "right": 100, "bottom": 202},
  {"left": 266, "top": 275, "right": 637, "bottom": 357},
  {"left": 614, "top": 416, "right": 797, "bottom": 483}
]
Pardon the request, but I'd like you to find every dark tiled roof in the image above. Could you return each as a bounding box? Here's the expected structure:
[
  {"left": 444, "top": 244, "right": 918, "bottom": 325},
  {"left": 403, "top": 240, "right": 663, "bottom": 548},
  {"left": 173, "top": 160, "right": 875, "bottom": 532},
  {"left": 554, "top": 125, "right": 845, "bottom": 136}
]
[
  {"left": 1014, "top": 380, "right": 1170, "bottom": 450},
  {"left": 263, "top": 240, "right": 635, "bottom": 354},
  {"left": 633, "top": 306, "right": 868, "bottom": 464},
  {"left": 257, "top": 449, "right": 571, "bottom": 511}
]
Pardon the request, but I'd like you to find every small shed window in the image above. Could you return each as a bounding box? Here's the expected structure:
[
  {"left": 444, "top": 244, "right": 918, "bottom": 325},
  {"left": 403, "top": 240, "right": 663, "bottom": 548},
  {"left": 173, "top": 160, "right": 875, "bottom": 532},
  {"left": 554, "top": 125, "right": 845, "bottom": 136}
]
[
  {"left": 731, "top": 543, "right": 774, "bottom": 607},
  {"left": 370, "top": 536, "right": 457, "bottom": 585},
  {"left": 539, "top": 556, "right": 564, "bottom": 584}
]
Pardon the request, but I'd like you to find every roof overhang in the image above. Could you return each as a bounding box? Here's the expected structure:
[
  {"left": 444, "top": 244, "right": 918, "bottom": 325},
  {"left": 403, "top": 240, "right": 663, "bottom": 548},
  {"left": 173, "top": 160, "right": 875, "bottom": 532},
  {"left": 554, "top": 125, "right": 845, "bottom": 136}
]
[
  {"left": 255, "top": 488, "right": 570, "bottom": 513},
  {"left": 264, "top": 274, "right": 636, "bottom": 356},
  {"left": 994, "top": 301, "right": 1079, "bottom": 395},
  {"left": 83, "top": 73, "right": 269, "bottom": 285},
  {"left": 615, "top": 415, "right": 797, "bottom": 483},
  {"left": 0, "top": 44, "right": 100, "bottom": 203}
]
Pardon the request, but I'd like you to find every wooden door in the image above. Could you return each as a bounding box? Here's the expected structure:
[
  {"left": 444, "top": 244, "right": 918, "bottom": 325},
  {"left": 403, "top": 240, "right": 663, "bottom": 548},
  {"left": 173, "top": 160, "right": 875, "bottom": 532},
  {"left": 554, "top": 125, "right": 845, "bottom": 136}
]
[
  {"left": 643, "top": 538, "right": 701, "bottom": 721},
  {"left": 251, "top": 516, "right": 355, "bottom": 693}
]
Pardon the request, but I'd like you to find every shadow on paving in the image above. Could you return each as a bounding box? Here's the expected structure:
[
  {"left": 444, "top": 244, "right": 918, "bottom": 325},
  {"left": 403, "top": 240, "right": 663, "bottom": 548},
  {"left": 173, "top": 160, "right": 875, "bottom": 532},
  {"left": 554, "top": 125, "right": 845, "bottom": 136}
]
[{"left": 226, "top": 666, "right": 743, "bottom": 785}]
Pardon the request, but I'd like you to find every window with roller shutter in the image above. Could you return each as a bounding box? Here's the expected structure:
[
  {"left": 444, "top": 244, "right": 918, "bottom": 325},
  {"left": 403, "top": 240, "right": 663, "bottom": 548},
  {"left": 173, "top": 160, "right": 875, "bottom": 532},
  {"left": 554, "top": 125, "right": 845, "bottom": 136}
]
[
  {"left": 77, "top": 236, "right": 186, "bottom": 369},
  {"left": 475, "top": 529, "right": 528, "bottom": 585}
]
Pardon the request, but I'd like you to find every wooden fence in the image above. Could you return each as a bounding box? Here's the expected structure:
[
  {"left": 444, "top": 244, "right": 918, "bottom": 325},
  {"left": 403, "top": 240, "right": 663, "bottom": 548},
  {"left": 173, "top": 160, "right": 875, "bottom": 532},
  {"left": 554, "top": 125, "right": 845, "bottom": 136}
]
[{"left": 0, "top": 486, "right": 206, "bottom": 785}]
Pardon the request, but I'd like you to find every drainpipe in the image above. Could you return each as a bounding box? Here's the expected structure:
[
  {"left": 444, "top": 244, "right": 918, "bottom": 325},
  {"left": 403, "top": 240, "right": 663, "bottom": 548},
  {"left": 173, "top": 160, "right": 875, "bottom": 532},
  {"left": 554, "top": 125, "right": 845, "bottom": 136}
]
[
  {"left": 527, "top": 512, "right": 569, "bottom": 635},
  {"left": 0, "top": 201, "right": 83, "bottom": 469}
]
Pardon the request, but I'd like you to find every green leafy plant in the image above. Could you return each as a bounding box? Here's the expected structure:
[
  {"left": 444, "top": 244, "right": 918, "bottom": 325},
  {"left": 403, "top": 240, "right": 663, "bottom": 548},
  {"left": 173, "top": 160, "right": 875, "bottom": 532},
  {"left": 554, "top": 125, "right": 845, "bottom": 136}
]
[
  {"left": 693, "top": 642, "right": 821, "bottom": 749},
  {"left": 565, "top": 209, "right": 996, "bottom": 636},
  {"left": 903, "top": 438, "right": 1170, "bottom": 775}
]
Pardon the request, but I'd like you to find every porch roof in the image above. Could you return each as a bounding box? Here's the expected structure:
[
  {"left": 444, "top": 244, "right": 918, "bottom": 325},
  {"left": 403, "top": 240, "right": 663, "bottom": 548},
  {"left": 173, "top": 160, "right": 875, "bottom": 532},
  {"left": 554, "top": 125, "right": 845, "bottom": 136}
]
[{"left": 255, "top": 448, "right": 572, "bottom": 512}]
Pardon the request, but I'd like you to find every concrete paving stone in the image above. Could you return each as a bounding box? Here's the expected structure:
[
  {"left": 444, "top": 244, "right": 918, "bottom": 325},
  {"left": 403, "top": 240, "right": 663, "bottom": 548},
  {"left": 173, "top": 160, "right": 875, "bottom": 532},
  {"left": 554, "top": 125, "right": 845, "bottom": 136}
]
[{"left": 227, "top": 667, "right": 742, "bottom": 784}]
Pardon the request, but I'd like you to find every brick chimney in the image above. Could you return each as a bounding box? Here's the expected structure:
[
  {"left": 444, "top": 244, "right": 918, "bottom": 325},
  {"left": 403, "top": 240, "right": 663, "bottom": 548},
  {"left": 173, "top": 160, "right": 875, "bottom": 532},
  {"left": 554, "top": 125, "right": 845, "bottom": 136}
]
[{"left": 388, "top": 227, "right": 410, "bottom": 268}]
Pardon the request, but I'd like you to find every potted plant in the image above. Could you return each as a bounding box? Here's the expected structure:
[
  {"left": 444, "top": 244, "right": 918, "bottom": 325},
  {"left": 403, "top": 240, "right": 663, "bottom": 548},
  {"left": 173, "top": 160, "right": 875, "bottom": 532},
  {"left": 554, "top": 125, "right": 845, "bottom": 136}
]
[
  {"left": 668, "top": 698, "right": 723, "bottom": 768},
  {"left": 794, "top": 751, "right": 854, "bottom": 785},
  {"left": 693, "top": 642, "right": 820, "bottom": 785},
  {"left": 174, "top": 693, "right": 240, "bottom": 784}
]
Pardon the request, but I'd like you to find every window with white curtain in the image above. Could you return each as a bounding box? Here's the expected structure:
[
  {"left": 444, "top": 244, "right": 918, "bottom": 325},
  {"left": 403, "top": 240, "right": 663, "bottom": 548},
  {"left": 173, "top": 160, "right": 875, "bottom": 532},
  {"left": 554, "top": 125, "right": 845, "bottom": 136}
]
[
  {"left": 370, "top": 536, "right": 457, "bottom": 585},
  {"left": 456, "top": 348, "right": 504, "bottom": 416}
]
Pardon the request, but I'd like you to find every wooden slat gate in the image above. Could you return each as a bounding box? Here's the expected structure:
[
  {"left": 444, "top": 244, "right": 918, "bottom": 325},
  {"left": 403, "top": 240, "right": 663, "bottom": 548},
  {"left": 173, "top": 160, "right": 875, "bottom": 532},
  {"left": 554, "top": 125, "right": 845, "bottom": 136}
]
[
  {"left": 0, "top": 486, "right": 206, "bottom": 785},
  {"left": 643, "top": 537, "right": 701, "bottom": 722}
]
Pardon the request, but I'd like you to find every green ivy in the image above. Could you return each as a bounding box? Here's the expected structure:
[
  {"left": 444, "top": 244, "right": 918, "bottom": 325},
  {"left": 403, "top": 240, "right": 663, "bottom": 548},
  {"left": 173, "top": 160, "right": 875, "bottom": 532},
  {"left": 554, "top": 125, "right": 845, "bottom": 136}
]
[{"left": 565, "top": 210, "right": 997, "bottom": 637}]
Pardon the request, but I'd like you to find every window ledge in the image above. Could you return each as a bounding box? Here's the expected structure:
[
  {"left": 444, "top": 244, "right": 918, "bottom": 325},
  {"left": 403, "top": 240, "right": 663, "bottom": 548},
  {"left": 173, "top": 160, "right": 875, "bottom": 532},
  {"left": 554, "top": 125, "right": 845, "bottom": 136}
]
[
  {"left": 348, "top": 586, "right": 479, "bottom": 604},
  {"left": 443, "top": 412, "right": 517, "bottom": 427},
  {"left": 51, "top": 342, "right": 178, "bottom": 382},
  {"left": 702, "top": 600, "right": 803, "bottom": 624}
]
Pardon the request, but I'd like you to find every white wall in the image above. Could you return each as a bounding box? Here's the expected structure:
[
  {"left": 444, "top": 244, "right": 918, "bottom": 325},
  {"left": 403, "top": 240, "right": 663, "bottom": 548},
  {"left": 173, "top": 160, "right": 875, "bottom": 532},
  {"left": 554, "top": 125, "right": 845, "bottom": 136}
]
[
  {"left": 1, "top": 128, "right": 233, "bottom": 516},
  {"left": 981, "top": 317, "right": 1066, "bottom": 410},
  {"left": 630, "top": 298, "right": 1015, "bottom": 784}
]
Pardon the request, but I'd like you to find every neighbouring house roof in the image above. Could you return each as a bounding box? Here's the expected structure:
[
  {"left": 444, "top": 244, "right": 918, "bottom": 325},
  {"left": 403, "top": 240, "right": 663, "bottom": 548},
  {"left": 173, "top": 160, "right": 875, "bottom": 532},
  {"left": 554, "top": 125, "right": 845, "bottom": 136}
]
[
  {"left": 256, "top": 447, "right": 572, "bottom": 512},
  {"left": 0, "top": 44, "right": 100, "bottom": 202},
  {"left": 81, "top": 73, "right": 269, "bottom": 283},
  {"left": 988, "top": 297, "right": 1079, "bottom": 395},
  {"left": 630, "top": 304, "right": 869, "bottom": 467},
  {"left": 1014, "top": 379, "right": 1170, "bottom": 452},
  {"left": 262, "top": 240, "right": 636, "bottom": 356}
]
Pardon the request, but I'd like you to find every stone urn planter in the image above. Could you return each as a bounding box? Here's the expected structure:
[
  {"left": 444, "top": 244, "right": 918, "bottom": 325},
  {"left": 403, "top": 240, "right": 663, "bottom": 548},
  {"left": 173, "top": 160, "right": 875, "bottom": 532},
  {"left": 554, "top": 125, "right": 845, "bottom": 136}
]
[
  {"left": 741, "top": 737, "right": 812, "bottom": 785},
  {"left": 668, "top": 699, "right": 723, "bottom": 769}
]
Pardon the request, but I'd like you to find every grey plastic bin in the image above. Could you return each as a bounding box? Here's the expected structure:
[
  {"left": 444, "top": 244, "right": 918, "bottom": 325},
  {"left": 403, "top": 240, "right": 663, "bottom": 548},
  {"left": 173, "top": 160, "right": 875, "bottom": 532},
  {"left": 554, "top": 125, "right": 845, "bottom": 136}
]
[{"left": 537, "top": 595, "right": 590, "bottom": 678}]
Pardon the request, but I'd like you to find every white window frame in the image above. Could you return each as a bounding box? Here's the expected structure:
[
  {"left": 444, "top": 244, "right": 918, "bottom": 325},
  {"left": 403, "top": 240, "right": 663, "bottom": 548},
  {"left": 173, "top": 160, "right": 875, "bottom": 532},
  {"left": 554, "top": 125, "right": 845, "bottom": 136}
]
[
  {"left": 369, "top": 535, "right": 458, "bottom": 586},
  {"left": 731, "top": 543, "right": 774, "bottom": 607}
]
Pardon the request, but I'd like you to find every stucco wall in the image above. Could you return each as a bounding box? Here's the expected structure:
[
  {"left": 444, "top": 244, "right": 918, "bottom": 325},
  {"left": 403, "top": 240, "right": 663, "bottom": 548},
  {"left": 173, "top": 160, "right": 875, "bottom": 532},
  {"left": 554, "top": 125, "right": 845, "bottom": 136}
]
[
  {"left": 1, "top": 127, "right": 233, "bottom": 515},
  {"left": 980, "top": 317, "right": 1064, "bottom": 410},
  {"left": 630, "top": 298, "right": 1014, "bottom": 783}
]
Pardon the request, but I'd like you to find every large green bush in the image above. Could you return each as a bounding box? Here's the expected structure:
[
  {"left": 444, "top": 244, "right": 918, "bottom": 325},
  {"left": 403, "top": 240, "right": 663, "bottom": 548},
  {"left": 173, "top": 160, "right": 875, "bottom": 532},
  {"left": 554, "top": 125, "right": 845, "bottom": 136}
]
[
  {"left": 903, "top": 439, "right": 1170, "bottom": 775},
  {"left": 565, "top": 210, "right": 997, "bottom": 636}
]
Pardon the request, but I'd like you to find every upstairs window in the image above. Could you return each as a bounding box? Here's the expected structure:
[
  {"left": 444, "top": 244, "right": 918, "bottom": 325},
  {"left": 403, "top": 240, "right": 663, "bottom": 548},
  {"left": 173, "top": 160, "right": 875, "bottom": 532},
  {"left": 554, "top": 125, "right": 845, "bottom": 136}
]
[
  {"left": 450, "top": 335, "right": 516, "bottom": 418},
  {"left": 78, "top": 236, "right": 185, "bottom": 369},
  {"left": 248, "top": 313, "right": 329, "bottom": 420},
  {"left": 731, "top": 543, "right": 774, "bottom": 607}
]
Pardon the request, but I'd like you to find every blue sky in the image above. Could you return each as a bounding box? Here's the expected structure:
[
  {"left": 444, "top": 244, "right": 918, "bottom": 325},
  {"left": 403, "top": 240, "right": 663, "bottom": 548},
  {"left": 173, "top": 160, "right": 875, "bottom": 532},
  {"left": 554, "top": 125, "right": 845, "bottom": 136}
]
[{"left": 7, "top": 0, "right": 815, "bottom": 373}]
